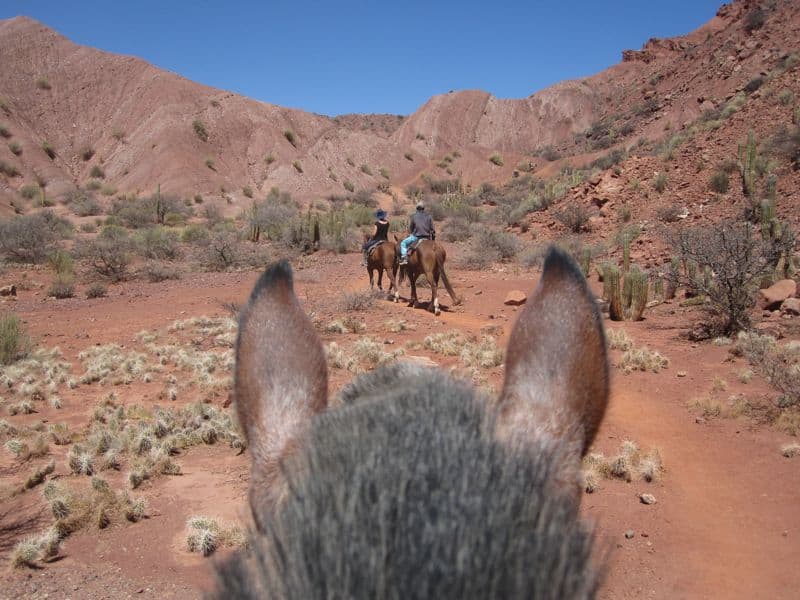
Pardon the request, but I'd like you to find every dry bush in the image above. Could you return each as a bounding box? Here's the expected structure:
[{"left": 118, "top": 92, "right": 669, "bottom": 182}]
[
  {"left": 340, "top": 289, "right": 375, "bottom": 312},
  {"left": 325, "top": 317, "right": 366, "bottom": 334},
  {"left": 668, "top": 221, "right": 794, "bottom": 335},
  {"left": 75, "top": 225, "right": 135, "bottom": 281},
  {"left": 0, "top": 212, "right": 72, "bottom": 263},
  {"left": 618, "top": 347, "right": 669, "bottom": 374},
  {"left": 782, "top": 443, "right": 800, "bottom": 458},
  {"left": 606, "top": 328, "right": 633, "bottom": 351},
  {"left": 732, "top": 333, "right": 800, "bottom": 410},
  {"left": 201, "top": 230, "right": 242, "bottom": 271},
  {"left": 555, "top": 202, "right": 591, "bottom": 232},
  {"left": 143, "top": 261, "right": 182, "bottom": 283},
  {"left": 86, "top": 283, "right": 107, "bottom": 299},
  {"left": 582, "top": 440, "right": 663, "bottom": 492},
  {"left": 186, "top": 516, "right": 245, "bottom": 557}
]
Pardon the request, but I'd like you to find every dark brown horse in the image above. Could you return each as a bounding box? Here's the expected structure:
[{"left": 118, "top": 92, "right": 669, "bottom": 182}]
[
  {"left": 395, "top": 236, "right": 460, "bottom": 315},
  {"left": 365, "top": 239, "right": 399, "bottom": 302}
]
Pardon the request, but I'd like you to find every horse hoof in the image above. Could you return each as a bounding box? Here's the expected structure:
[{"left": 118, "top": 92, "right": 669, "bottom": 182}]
[{"left": 434, "top": 308, "right": 441, "bottom": 316}]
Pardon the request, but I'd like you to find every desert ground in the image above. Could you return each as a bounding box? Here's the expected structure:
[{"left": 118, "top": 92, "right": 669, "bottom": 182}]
[{"left": 1, "top": 244, "right": 799, "bottom": 599}]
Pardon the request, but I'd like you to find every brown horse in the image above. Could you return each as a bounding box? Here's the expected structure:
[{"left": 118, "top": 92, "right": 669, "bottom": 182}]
[
  {"left": 395, "top": 236, "right": 460, "bottom": 315},
  {"left": 365, "top": 239, "right": 399, "bottom": 301}
]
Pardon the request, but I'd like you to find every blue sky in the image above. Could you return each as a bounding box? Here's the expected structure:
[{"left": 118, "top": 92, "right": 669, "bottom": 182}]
[{"left": 1, "top": 1, "right": 723, "bottom": 116}]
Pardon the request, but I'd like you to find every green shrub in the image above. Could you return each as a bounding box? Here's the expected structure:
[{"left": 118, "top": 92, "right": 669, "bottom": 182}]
[
  {"left": 293, "top": 160, "right": 303, "bottom": 173},
  {"left": 709, "top": 170, "right": 729, "bottom": 193},
  {"left": 265, "top": 154, "right": 275, "bottom": 165},
  {"left": 41, "top": 141, "right": 56, "bottom": 159},
  {"left": 343, "top": 180, "right": 355, "bottom": 193},
  {"left": 0, "top": 314, "right": 30, "bottom": 365},
  {"left": 48, "top": 274, "right": 75, "bottom": 299},
  {"left": 36, "top": 76, "right": 51, "bottom": 90},
  {"left": 8, "top": 141, "right": 22, "bottom": 156},
  {"left": 19, "top": 184, "right": 39, "bottom": 199},
  {"left": 283, "top": 130, "right": 297, "bottom": 147},
  {"left": 360, "top": 164, "right": 373, "bottom": 175},
  {"left": 404, "top": 152, "right": 413, "bottom": 161},
  {"left": 242, "top": 186, "right": 253, "bottom": 198},
  {"left": 89, "top": 165, "right": 105, "bottom": 179},
  {"left": 136, "top": 227, "right": 181, "bottom": 260},
  {"left": 0, "top": 160, "right": 20, "bottom": 177},
  {"left": 182, "top": 224, "right": 210, "bottom": 244},
  {"left": 489, "top": 153, "right": 504, "bottom": 166},
  {"left": 0, "top": 123, "right": 10, "bottom": 138},
  {"left": 80, "top": 146, "right": 95, "bottom": 161},
  {"left": 86, "top": 283, "right": 107, "bottom": 299},
  {"left": 193, "top": 119, "right": 208, "bottom": 142}
]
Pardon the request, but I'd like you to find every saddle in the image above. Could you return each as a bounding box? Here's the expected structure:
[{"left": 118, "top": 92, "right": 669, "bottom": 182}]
[
  {"left": 408, "top": 238, "right": 429, "bottom": 256},
  {"left": 367, "top": 240, "right": 389, "bottom": 257}
]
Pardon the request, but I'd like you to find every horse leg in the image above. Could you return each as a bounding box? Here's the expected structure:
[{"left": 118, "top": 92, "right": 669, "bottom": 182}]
[
  {"left": 390, "top": 263, "right": 400, "bottom": 303},
  {"left": 429, "top": 267, "right": 440, "bottom": 316},
  {"left": 408, "top": 271, "right": 417, "bottom": 308},
  {"left": 377, "top": 267, "right": 384, "bottom": 291},
  {"left": 368, "top": 266, "right": 374, "bottom": 290}
]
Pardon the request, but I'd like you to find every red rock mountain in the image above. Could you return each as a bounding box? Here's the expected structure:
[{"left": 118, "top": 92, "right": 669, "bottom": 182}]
[{"left": 0, "top": 0, "right": 796, "bottom": 209}]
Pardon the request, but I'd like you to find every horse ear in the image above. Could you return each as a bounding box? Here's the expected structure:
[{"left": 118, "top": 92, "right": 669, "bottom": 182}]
[
  {"left": 497, "top": 247, "right": 608, "bottom": 458},
  {"left": 235, "top": 260, "right": 328, "bottom": 528}
]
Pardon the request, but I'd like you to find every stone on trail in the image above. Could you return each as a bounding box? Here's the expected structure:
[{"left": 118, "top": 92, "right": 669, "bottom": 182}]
[
  {"left": 503, "top": 290, "right": 527, "bottom": 306},
  {"left": 640, "top": 493, "right": 657, "bottom": 505}
]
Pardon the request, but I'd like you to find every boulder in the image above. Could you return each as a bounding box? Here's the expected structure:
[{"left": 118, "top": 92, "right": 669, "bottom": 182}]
[
  {"left": 781, "top": 298, "right": 800, "bottom": 316},
  {"left": 0, "top": 285, "right": 16, "bottom": 297},
  {"left": 757, "top": 279, "right": 797, "bottom": 310},
  {"left": 504, "top": 290, "right": 527, "bottom": 306}
]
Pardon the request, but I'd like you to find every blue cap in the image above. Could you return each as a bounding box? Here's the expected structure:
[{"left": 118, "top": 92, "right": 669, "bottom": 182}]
[{"left": 376, "top": 209, "right": 387, "bottom": 219}]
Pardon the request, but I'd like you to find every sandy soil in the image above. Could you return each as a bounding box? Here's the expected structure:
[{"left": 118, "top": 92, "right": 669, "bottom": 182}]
[{"left": 1, "top": 251, "right": 798, "bottom": 599}]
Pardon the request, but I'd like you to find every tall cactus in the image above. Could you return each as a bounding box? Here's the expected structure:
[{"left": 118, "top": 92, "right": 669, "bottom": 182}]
[
  {"left": 580, "top": 247, "right": 591, "bottom": 277},
  {"left": 622, "top": 235, "right": 631, "bottom": 273},
  {"left": 625, "top": 267, "right": 649, "bottom": 321},
  {"left": 603, "top": 264, "right": 624, "bottom": 321},
  {"left": 760, "top": 200, "right": 776, "bottom": 237},
  {"left": 738, "top": 131, "right": 758, "bottom": 201}
]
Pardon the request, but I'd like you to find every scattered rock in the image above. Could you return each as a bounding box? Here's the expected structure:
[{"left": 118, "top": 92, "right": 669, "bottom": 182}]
[
  {"left": 695, "top": 417, "right": 706, "bottom": 425},
  {"left": 781, "top": 298, "right": 800, "bottom": 316},
  {"left": 677, "top": 371, "right": 687, "bottom": 378},
  {"left": 640, "top": 493, "right": 657, "bottom": 505},
  {"left": 503, "top": 290, "right": 527, "bottom": 306},
  {"left": 624, "top": 530, "right": 635, "bottom": 539},
  {"left": 757, "top": 280, "right": 797, "bottom": 311},
  {"left": 0, "top": 284, "right": 16, "bottom": 297}
]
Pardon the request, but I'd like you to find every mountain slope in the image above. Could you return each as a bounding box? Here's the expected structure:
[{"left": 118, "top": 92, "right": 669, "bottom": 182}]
[{"left": 0, "top": 1, "right": 797, "bottom": 211}]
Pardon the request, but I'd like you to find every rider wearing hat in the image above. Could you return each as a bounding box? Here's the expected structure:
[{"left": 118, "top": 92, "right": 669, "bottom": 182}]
[
  {"left": 361, "top": 209, "right": 390, "bottom": 266},
  {"left": 399, "top": 201, "right": 435, "bottom": 265}
]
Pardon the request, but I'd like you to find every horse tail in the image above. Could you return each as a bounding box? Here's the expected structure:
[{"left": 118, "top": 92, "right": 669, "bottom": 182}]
[{"left": 435, "top": 248, "right": 461, "bottom": 305}]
